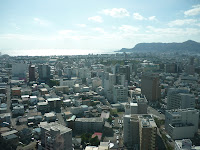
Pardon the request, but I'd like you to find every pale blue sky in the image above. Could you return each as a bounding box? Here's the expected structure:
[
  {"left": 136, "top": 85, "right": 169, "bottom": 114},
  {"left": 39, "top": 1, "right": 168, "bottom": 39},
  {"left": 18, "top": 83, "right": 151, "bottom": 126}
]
[{"left": 0, "top": 0, "right": 200, "bottom": 52}]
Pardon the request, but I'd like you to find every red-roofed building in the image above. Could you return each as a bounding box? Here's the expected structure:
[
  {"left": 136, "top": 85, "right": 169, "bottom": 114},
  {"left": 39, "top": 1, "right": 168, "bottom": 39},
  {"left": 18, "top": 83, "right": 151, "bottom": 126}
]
[{"left": 92, "top": 132, "right": 102, "bottom": 141}]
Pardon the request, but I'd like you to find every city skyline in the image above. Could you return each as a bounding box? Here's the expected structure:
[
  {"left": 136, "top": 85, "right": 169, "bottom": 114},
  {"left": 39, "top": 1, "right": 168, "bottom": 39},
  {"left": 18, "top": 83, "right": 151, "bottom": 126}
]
[{"left": 1, "top": 0, "right": 200, "bottom": 55}]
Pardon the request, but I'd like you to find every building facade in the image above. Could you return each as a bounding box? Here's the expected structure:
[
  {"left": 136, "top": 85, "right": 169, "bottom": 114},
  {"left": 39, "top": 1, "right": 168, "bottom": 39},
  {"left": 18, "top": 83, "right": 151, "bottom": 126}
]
[
  {"left": 165, "top": 108, "right": 199, "bottom": 139},
  {"left": 39, "top": 122, "right": 72, "bottom": 150},
  {"left": 141, "top": 73, "right": 161, "bottom": 102}
]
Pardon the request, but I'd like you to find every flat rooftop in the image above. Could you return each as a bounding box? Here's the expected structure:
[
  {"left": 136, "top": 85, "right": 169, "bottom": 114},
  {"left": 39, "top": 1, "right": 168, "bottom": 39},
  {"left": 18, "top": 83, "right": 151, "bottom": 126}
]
[{"left": 39, "top": 122, "right": 72, "bottom": 135}]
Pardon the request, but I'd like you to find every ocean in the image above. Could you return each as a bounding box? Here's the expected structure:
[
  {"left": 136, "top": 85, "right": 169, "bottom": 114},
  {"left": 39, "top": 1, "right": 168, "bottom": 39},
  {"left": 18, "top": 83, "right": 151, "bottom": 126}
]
[{"left": 0, "top": 49, "right": 115, "bottom": 56}]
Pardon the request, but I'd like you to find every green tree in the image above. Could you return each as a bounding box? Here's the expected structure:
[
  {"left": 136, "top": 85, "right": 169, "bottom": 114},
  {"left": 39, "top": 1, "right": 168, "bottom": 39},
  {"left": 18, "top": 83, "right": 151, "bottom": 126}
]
[{"left": 90, "top": 136, "right": 100, "bottom": 146}]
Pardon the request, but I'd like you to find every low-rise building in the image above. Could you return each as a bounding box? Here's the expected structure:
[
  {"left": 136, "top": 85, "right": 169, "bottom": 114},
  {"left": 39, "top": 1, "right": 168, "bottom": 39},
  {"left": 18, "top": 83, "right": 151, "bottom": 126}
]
[
  {"left": 75, "top": 117, "right": 104, "bottom": 133},
  {"left": 165, "top": 108, "right": 199, "bottom": 139}
]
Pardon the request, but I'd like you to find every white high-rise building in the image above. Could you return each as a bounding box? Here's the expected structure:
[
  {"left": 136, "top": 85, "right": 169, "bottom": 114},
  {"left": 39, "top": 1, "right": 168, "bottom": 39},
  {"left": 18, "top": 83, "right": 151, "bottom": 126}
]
[
  {"left": 167, "top": 88, "right": 195, "bottom": 110},
  {"left": 165, "top": 108, "right": 199, "bottom": 139},
  {"left": 103, "top": 73, "right": 116, "bottom": 102}
]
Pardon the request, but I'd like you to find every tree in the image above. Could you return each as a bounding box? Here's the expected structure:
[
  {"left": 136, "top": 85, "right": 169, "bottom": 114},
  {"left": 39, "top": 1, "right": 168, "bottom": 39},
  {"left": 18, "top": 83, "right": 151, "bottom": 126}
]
[
  {"left": 107, "top": 116, "right": 113, "bottom": 124},
  {"left": 90, "top": 136, "right": 100, "bottom": 146}
]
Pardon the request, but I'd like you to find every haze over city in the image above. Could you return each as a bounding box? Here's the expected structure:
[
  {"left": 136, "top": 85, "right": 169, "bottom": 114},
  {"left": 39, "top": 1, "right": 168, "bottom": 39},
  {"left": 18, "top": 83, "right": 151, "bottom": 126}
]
[{"left": 1, "top": 0, "right": 200, "bottom": 55}]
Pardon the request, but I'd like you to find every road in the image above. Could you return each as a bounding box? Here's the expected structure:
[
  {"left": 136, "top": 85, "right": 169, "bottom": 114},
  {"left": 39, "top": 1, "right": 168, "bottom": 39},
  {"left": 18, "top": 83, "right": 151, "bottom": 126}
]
[{"left": 147, "top": 106, "right": 165, "bottom": 120}]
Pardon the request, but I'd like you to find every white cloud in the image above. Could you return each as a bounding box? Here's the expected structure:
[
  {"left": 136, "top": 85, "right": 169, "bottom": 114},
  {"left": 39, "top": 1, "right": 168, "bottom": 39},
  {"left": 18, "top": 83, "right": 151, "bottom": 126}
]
[
  {"left": 184, "top": 4, "right": 200, "bottom": 16},
  {"left": 76, "top": 24, "right": 86, "bottom": 27},
  {"left": 133, "top": 13, "right": 146, "bottom": 20},
  {"left": 58, "top": 30, "right": 75, "bottom": 35},
  {"left": 92, "top": 27, "right": 106, "bottom": 34},
  {"left": 34, "top": 18, "right": 49, "bottom": 26},
  {"left": 119, "top": 25, "right": 139, "bottom": 32},
  {"left": 168, "top": 19, "right": 197, "bottom": 27},
  {"left": 88, "top": 16, "right": 103, "bottom": 23},
  {"left": 146, "top": 26, "right": 200, "bottom": 36},
  {"left": 148, "top": 16, "right": 157, "bottom": 21},
  {"left": 101, "top": 8, "right": 129, "bottom": 18}
]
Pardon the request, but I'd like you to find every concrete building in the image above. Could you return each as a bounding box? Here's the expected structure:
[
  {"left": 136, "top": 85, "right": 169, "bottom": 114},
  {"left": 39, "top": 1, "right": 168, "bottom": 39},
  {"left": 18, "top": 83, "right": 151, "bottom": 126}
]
[
  {"left": 113, "top": 85, "right": 128, "bottom": 103},
  {"left": 29, "top": 64, "right": 36, "bottom": 81},
  {"left": 38, "top": 64, "right": 51, "bottom": 81},
  {"left": 123, "top": 114, "right": 139, "bottom": 148},
  {"left": 39, "top": 122, "right": 72, "bottom": 150},
  {"left": 103, "top": 73, "right": 116, "bottom": 102},
  {"left": 167, "top": 88, "right": 194, "bottom": 110},
  {"left": 138, "top": 115, "right": 157, "bottom": 150},
  {"left": 125, "top": 95, "right": 148, "bottom": 115},
  {"left": 12, "top": 105, "right": 24, "bottom": 116},
  {"left": 165, "top": 63, "right": 177, "bottom": 73},
  {"left": 175, "top": 139, "right": 200, "bottom": 150},
  {"left": 165, "top": 108, "right": 199, "bottom": 139},
  {"left": 75, "top": 118, "right": 104, "bottom": 133},
  {"left": 12, "top": 62, "right": 27, "bottom": 79},
  {"left": 11, "top": 87, "right": 21, "bottom": 97},
  {"left": 141, "top": 73, "right": 161, "bottom": 102},
  {"left": 47, "top": 98, "right": 61, "bottom": 112}
]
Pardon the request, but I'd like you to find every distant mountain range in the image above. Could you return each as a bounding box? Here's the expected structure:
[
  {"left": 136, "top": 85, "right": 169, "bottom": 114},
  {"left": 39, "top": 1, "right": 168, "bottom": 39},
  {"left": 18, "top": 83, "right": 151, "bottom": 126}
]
[{"left": 116, "top": 40, "right": 200, "bottom": 53}]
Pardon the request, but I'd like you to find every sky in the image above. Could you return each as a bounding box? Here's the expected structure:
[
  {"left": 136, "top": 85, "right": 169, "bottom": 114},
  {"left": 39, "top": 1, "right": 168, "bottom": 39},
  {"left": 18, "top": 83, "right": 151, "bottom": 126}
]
[{"left": 0, "top": 0, "right": 200, "bottom": 55}]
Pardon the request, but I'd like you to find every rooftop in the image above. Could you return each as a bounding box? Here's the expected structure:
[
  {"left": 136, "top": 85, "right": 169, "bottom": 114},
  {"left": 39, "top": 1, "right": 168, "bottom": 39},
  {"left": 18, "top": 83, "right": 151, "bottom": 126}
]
[
  {"left": 39, "top": 122, "right": 72, "bottom": 135},
  {"left": 76, "top": 117, "right": 103, "bottom": 122}
]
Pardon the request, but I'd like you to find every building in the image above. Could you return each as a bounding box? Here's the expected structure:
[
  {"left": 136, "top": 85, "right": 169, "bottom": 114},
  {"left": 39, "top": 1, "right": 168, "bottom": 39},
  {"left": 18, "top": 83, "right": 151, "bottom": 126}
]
[
  {"left": 29, "top": 64, "right": 36, "bottom": 81},
  {"left": 165, "top": 63, "right": 177, "bottom": 73},
  {"left": 38, "top": 64, "right": 51, "bottom": 81},
  {"left": 75, "top": 118, "right": 104, "bottom": 133},
  {"left": 125, "top": 95, "right": 148, "bottom": 115},
  {"left": 113, "top": 85, "right": 128, "bottom": 103},
  {"left": 47, "top": 98, "right": 61, "bottom": 112},
  {"left": 167, "top": 88, "right": 195, "bottom": 110},
  {"left": 175, "top": 139, "right": 200, "bottom": 150},
  {"left": 138, "top": 115, "right": 157, "bottom": 150},
  {"left": 103, "top": 73, "right": 116, "bottom": 102},
  {"left": 141, "top": 73, "right": 161, "bottom": 102},
  {"left": 12, "top": 105, "right": 24, "bottom": 116},
  {"left": 123, "top": 98, "right": 148, "bottom": 148},
  {"left": 39, "top": 122, "right": 72, "bottom": 150},
  {"left": 123, "top": 114, "right": 139, "bottom": 148},
  {"left": 12, "top": 62, "right": 27, "bottom": 79},
  {"left": 165, "top": 108, "right": 199, "bottom": 139},
  {"left": 11, "top": 87, "right": 21, "bottom": 97}
]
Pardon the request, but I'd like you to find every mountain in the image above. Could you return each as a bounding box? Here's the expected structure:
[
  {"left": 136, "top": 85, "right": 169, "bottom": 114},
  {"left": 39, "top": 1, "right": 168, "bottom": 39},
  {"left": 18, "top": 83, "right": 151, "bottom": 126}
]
[{"left": 117, "top": 40, "right": 200, "bottom": 53}]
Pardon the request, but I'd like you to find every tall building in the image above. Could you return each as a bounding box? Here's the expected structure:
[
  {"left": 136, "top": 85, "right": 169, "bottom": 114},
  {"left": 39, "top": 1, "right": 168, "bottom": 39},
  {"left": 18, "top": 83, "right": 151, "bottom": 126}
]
[
  {"left": 103, "top": 73, "right": 116, "bottom": 102},
  {"left": 29, "top": 64, "right": 36, "bottom": 81},
  {"left": 167, "top": 88, "right": 195, "bottom": 110},
  {"left": 113, "top": 85, "right": 128, "bottom": 103},
  {"left": 138, "top": 115, "right": 157, "bottom": 150},
  {"left": 123, "top": 96, "right": 148, "bottom": 149},
  {"left": 39, "top": 122, "right": 72, "bottom": 150},
  {"left": 165, "top": 63, "right": 178, "bottom": 73},
  {"left": 123, "top": 114, "right": 139, "bottom": 148},
  {"left": 38, "top": 64, "right": 51, "bottom": 81},
  {"left": 119, "top": 65, "right": 130, "bottom": 83},
  {"left": 12, "top": 62, "right": 27, "bottom": 79},
  {"left": 141, "top": 73, "right": 161, "bottom": 102},
  {"left": 165, "top": 108, "right": 199, "bottom": 139}
]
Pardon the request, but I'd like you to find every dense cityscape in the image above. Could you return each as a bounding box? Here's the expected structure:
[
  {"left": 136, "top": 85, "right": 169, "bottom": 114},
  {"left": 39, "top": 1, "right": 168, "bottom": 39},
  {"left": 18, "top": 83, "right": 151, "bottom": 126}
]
[
  {"left": 1, "top": 0, "right": 200, "bottom": 150},
  {"left": 0, "top": 51, "right": 200, "bottom": 150}
]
